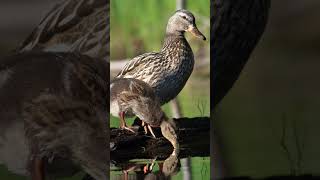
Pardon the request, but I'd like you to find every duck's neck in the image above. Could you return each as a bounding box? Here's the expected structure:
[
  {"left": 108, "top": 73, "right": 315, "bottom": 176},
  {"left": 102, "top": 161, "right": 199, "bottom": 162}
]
[{"left": 161, "top": 31, "right": 192, "bottom": 55}]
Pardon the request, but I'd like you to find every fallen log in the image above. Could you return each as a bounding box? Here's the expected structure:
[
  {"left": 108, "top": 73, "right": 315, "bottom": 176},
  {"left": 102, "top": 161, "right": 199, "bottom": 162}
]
[{"left": 110, "top": 117, "right": 210, "bottom": 163}]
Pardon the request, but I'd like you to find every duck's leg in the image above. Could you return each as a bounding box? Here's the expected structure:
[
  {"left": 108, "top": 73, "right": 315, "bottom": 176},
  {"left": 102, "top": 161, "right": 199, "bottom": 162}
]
[
  {"left": 141, "top": 121, "right": 156, "bottom": 138},
  {"left": 143, "top": 157, "right": 157, "bottom": 174},
  {"left": 147, "top": 125, "right": 157, "bottom": 138},
  {"left": 122, "top": 170, "right": 129, "bottom": 180},
  {"left": 119, "top": 111, "right": 135, "bottom": 133},
  {"left": 142, "top": 121, "right": 148, "bottom": 134},
  {"left": 30, "top": 157, "right": 44, "bottom": 180}
]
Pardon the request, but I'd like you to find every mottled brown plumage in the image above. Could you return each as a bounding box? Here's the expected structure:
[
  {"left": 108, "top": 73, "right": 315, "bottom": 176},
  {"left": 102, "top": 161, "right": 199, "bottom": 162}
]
[
  {"left": 18, "top": 0, "right": 109, "bottom": 61},
  {"left": 111, "top": 78, "right": 160, "bottom": 126},
  {"left": 110, "top": 78, "right": 179, "bottom": 155},
  {"left": 0, "top": 52, "right": 109, "bottom": 180},
  {"left": 116, "top": 9, "right": 206, "bottom": 105}
]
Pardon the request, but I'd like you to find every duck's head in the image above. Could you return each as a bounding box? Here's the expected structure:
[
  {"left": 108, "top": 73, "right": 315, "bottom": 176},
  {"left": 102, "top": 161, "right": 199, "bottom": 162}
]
[
  {"left": 166, "top": 9, "right": 206, "bottom": 40},
  {"left": 160, "top": 115, "right": 180, "bottom": 156}
]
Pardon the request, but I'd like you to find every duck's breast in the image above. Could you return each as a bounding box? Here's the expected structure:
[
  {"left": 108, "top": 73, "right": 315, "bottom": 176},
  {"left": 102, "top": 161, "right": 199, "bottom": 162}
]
[{"left": 153, "top": 51, "right": 194, "bottom": 104}]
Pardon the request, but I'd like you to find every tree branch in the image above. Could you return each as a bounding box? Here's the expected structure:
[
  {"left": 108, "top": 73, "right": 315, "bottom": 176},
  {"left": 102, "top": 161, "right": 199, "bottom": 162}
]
[{"left": 110, "top": 117, "right": 210, "bottom": 163}]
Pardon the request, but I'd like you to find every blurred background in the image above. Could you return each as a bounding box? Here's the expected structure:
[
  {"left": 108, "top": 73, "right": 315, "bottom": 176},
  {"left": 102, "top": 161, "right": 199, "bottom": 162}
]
[
  {"left": 214, "top": 0, "right": 320, "bottom": 178},
  {"left": 110, "top": 0, "right": 210, "bottom": 179},
  {"left": 0, "top": 0, "right": 57, "bottom": 55}
]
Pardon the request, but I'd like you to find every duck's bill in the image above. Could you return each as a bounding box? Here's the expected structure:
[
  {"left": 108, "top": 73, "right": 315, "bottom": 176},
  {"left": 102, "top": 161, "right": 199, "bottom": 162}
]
[{"left": 188, "top": 25, "right": 206, "bottom": 40}]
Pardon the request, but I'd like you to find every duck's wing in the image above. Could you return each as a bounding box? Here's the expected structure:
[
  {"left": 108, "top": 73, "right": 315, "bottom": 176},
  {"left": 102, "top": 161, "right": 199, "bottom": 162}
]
[
  {"left": 116, "top": 91, "right": 139, "bottom": 112},
  {"left": 117, "top": 90, "right": 156, "bottom": 120},
  {"left": 129, "top": 79, "right": 157, "bottom": 100},
  {"left": 116, "top": 52, "right": 161, "bottom": 80},
  {"left": 17, "top": 0, "right": 109, "bottom": 61}
]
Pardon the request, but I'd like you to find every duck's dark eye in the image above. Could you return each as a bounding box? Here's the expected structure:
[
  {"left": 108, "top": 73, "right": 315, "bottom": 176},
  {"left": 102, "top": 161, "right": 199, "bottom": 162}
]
[{"left": 182, "top": 16, "right": 187, "bottom": 20}]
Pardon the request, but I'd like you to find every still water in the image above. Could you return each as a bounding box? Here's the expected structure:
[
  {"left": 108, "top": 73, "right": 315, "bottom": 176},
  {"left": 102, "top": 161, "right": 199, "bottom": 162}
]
[{"left": 111, "top": 156, "right": 210, "bottom": 180}]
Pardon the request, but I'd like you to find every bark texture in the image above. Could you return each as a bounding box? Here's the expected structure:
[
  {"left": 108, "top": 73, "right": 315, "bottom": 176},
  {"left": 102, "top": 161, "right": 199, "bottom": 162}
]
[{"left": 111, "top": 117, "right": 210, "bottom": 162}]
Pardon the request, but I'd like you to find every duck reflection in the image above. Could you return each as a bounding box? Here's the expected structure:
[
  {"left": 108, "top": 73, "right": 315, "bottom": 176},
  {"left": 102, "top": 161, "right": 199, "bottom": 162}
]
[{"left": 113, "top": 154, "right": 180, "bottom": 180}]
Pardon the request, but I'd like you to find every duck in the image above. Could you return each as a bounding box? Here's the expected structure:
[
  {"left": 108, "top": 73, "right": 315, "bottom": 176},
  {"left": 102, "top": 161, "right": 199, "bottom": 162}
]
[
  {"left": 0, "top": 52, "right": 109, "bottom": 180},
  {"left": 17, "top": 0, "right": 109, "bottom": 61},
  {"left": 116, "top": 9, "right": 206, "bottom": 105},
  {"left": 110, "top": 78, "right": 179, "bottom": 155}
]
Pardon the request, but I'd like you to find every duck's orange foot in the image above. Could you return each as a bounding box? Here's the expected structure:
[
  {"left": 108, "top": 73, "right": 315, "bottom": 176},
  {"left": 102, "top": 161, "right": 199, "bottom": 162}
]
[{"left": 143, "top": 165, "right": 149, "bottom": 174}]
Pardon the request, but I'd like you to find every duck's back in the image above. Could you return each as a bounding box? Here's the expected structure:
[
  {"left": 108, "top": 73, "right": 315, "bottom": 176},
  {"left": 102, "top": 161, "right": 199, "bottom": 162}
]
[
  {"left": 110, "top": 78, "right": 157, "bottom": 117},
  {"left": 110, "top": 78, "right": 156, "bottom": 100}
]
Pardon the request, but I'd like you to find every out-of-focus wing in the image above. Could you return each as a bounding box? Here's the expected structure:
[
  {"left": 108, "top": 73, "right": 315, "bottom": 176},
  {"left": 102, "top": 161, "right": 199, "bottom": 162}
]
[{"left": 18, "top": 0, "right": 109, "bottom": 61}]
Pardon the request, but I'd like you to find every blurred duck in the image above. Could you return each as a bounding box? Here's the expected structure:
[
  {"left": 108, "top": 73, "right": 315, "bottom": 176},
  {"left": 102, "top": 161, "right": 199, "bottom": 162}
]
[
  {"left": 110, "top": 78, "right": 179, "bottom": 155},
  {"left": 0, "top": 52, "right": 109, "bottom": 180},
  {"left": 116, "top": 9, "right": 206, "bottom": 105},
  {"left": 212, "top": 0, "right": 270, "bottom": 107},
  {"left": 17, "top": 0, "right": 109, "bottom": 61}
]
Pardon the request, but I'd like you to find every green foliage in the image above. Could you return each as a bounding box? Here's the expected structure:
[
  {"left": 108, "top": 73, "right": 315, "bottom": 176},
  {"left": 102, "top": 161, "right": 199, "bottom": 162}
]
[{"left": 110, "top": 0, "right": 210, "bottom": 59}]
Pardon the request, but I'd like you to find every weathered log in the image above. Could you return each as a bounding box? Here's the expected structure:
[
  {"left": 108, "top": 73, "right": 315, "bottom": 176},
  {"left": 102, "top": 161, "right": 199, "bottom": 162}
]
[{"left": 110, "top": 117, "right": 210, "bottom": 163}]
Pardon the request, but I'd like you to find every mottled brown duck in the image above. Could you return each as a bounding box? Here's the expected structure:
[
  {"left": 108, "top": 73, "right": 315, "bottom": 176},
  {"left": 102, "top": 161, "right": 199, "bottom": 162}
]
[
  {"left": 110, "top": 78, "right": 179, "bottom": 155},
  {"left": 116, "top": 9, "right": 206, "bottom": 105},
  {"left": 0, "top": 52, "right": 109, "bottom": 180}
]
